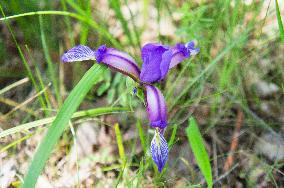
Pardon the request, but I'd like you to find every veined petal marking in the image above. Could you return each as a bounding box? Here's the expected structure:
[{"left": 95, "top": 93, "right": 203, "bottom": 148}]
[
  {"left": 61, "top": 45, "right": 95, "bottom": 62},
  {"left": 151, "top": 130, "right": 169, "bottom": 172}
]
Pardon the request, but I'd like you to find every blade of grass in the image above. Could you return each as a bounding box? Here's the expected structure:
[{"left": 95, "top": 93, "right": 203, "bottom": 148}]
[
  {"left": 0, "top": 77, "right": 29, "bottom": 95},
  {"left": 0, "top": 97, "right": 36, "bottom": 117},
  {"left": 0, "top": 10, "right": 120, "bottom": 48},
  {"left": 136, "top": 119, "right": 147, "bottom": 154},
  {"left": 275, "top": 0, "right": 284, "bottom": 42},
  {"left": 168, "top": 124, "right": 178, "bottom": 148},
  {"left": 3, "top": 83, "right": 50, "bottom": 118},
  {"left": 186, "top": 117, "right": 212, "bottom": 188},
  {"left": 169, "top": 29, "right": 250, "bottom": 111},
  {"left": 22, "top": 64, "right": 106, "bottom": 188},
  {"left": 114, "top": 123, "right": 126, "bottom": 162},
  {"left": 39, "top": 15, "right": 61, "bottom": 106},
  {"left": 60, "top": 0, "right": 75, "bottom": 46},
  {"left": 0, "top": 106, "right": 129, "bottom": 139},
  {"left": 109, "top": 0, "right": 134, "bottom": 47},
  {"left": 75, "top": 0, "right": 91, "bottom": 85},
  {"left": 123, "top": 0, "right": 141, "bottom": 48},
  {"left": 135, "top": 160, "right": 145, "bottom": 188},
  {"left": 165, "top": 59, "right": 192, "bottom": 100},
  {"left": 114, "top": 123, "right": 127, "bottom": 187},
  {"left": 65, "top": 0, "right": 121, "bottom": 48},
  {"left": 79, "top": 0, "right": 91, "bottom": 44},
  {"left": 25, "top": 45, "right": 52, "bottom": 112},
  {"left": 0, "top": 134, "right": 32, "bottom": 153}
]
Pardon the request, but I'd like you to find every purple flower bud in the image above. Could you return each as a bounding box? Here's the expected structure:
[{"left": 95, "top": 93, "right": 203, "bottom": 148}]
[
  {"left": 144, "top": 85, "right": 167, "bottom": 129},
  {"left": 61, "top": 45, "right": 96, "bottom": 62},
  {"left": 95, "top": 45, "right": 141, "bottom": 82},
  {"left": 151, "top": 129, "right": 168, "bottom": 172}
]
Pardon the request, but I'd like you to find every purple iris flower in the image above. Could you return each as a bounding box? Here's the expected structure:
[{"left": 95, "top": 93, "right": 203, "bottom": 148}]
[
  {"left": 61, "top": 41, "right": 199, "bottom": 84},
  {"left": 61, "top": 41, "right": 199, "bottom": 172}
]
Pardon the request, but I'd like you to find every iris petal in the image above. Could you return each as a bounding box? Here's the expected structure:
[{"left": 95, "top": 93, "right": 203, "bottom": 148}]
[
  {"left": 144, "top": 85, "right": 167, "bottom": 128},
  {"left": 61, "top": 45, "right": 96, "bottom": 62},
  {"left": 160, "top": 50, "right": 172, "bottom": 79},
  {"left": 151, "top": 129, "right": 169, "bottom": 172},
  {"left": 95, "top": 45, "right": 141, "bottom": 82},
  {"left": 140, "top": 43, "right": 171, "bottom": 83},
  {"left": 169, "top": 41, "right": 199, "bottom": 69}
]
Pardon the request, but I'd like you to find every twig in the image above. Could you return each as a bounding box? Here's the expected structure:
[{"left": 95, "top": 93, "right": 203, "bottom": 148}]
[
  {"left": 214, "top": 163, "right": 239, "bottom": 185},
  {"left": 224, "top": 109, "right": 244, "bottom": 172}
]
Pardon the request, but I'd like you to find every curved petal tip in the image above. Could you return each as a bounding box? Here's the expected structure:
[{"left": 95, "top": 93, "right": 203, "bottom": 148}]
[
  {"left": 145, "top": 85, "right": 167, "bottom": 129},
  {"left": 169, "top": 40, "right": 199, "bottom": 69}
]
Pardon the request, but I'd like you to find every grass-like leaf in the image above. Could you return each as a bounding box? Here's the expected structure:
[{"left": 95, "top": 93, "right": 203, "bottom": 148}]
[
  {"left": 39, "top": 15, "right": 61, "bottom": 105},
  {"left": 0, "top": 107, "right": 129, "bottom": 139},
  {"left": 186, "top": 117, "right": 212, "bottom": 188},
  {"left": 114, "top": 123, "right": 127, "bottom": 187},
  {"left": 22, "top": 64, "right": 107, "bottom": 188},
  {"left": 114, "top": 123, "right": 126, "bottom": 162},
  {"left": 275, "top": 0, "right": 284, "bottom": 43}
]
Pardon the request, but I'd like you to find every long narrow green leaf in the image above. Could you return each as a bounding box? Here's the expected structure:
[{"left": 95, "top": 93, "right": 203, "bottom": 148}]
[
  {"left": 275, "top": 0, "right": 284, "bottom": 42},
  {"left": 186, "top": 117, "right": 212, "bottom": 188},
  {"left": 136, "top": 119, "right": 147, "bottom": 154},
  {"left": 114, "top": 123, "right": 127, "bottom": 187},
  {"left": 0, "top": 107, "right": 129, "bottom": 139},
  {"left": 22, "top": 64, "right": 107, "bottom": 188},
  {"left": 114, "top": 123, "right": 126, "bottom": 162},
  {"left": 168, "top": 124, "right": 178, "bottom": 148}
]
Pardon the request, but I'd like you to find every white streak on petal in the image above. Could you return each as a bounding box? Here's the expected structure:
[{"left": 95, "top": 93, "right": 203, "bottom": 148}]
[
  {"left": 107, "top": 48, "right": 137, "bottom": 65},
  {"left": 169, "top": 52, "right": 186, "bottom": 69},
  {"left": 145, "top": 85, "right": 159, "bottom": 122},
  {"left": 145, "top": 85, "right": 167, "bottom": 128}
]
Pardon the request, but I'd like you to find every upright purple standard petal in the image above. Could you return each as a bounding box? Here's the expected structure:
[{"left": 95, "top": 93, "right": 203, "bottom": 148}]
[
  {"left": 95, "top": 45, "right": 141, "bottom": 81},
  {"left": 151, "top": 129, "right": 169, "bottom": 172},
  {"left": 169, "top": 41, "right": 200, "bottom": 69},
  {"left": 144, "top": 85, "right": 167, "bottom": 128},
  {"left": 61, "top": 45, "right": 96, "bottom": 62},
  {"left": 140, "top": 43, "right": 172, "bottom": 83}
]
